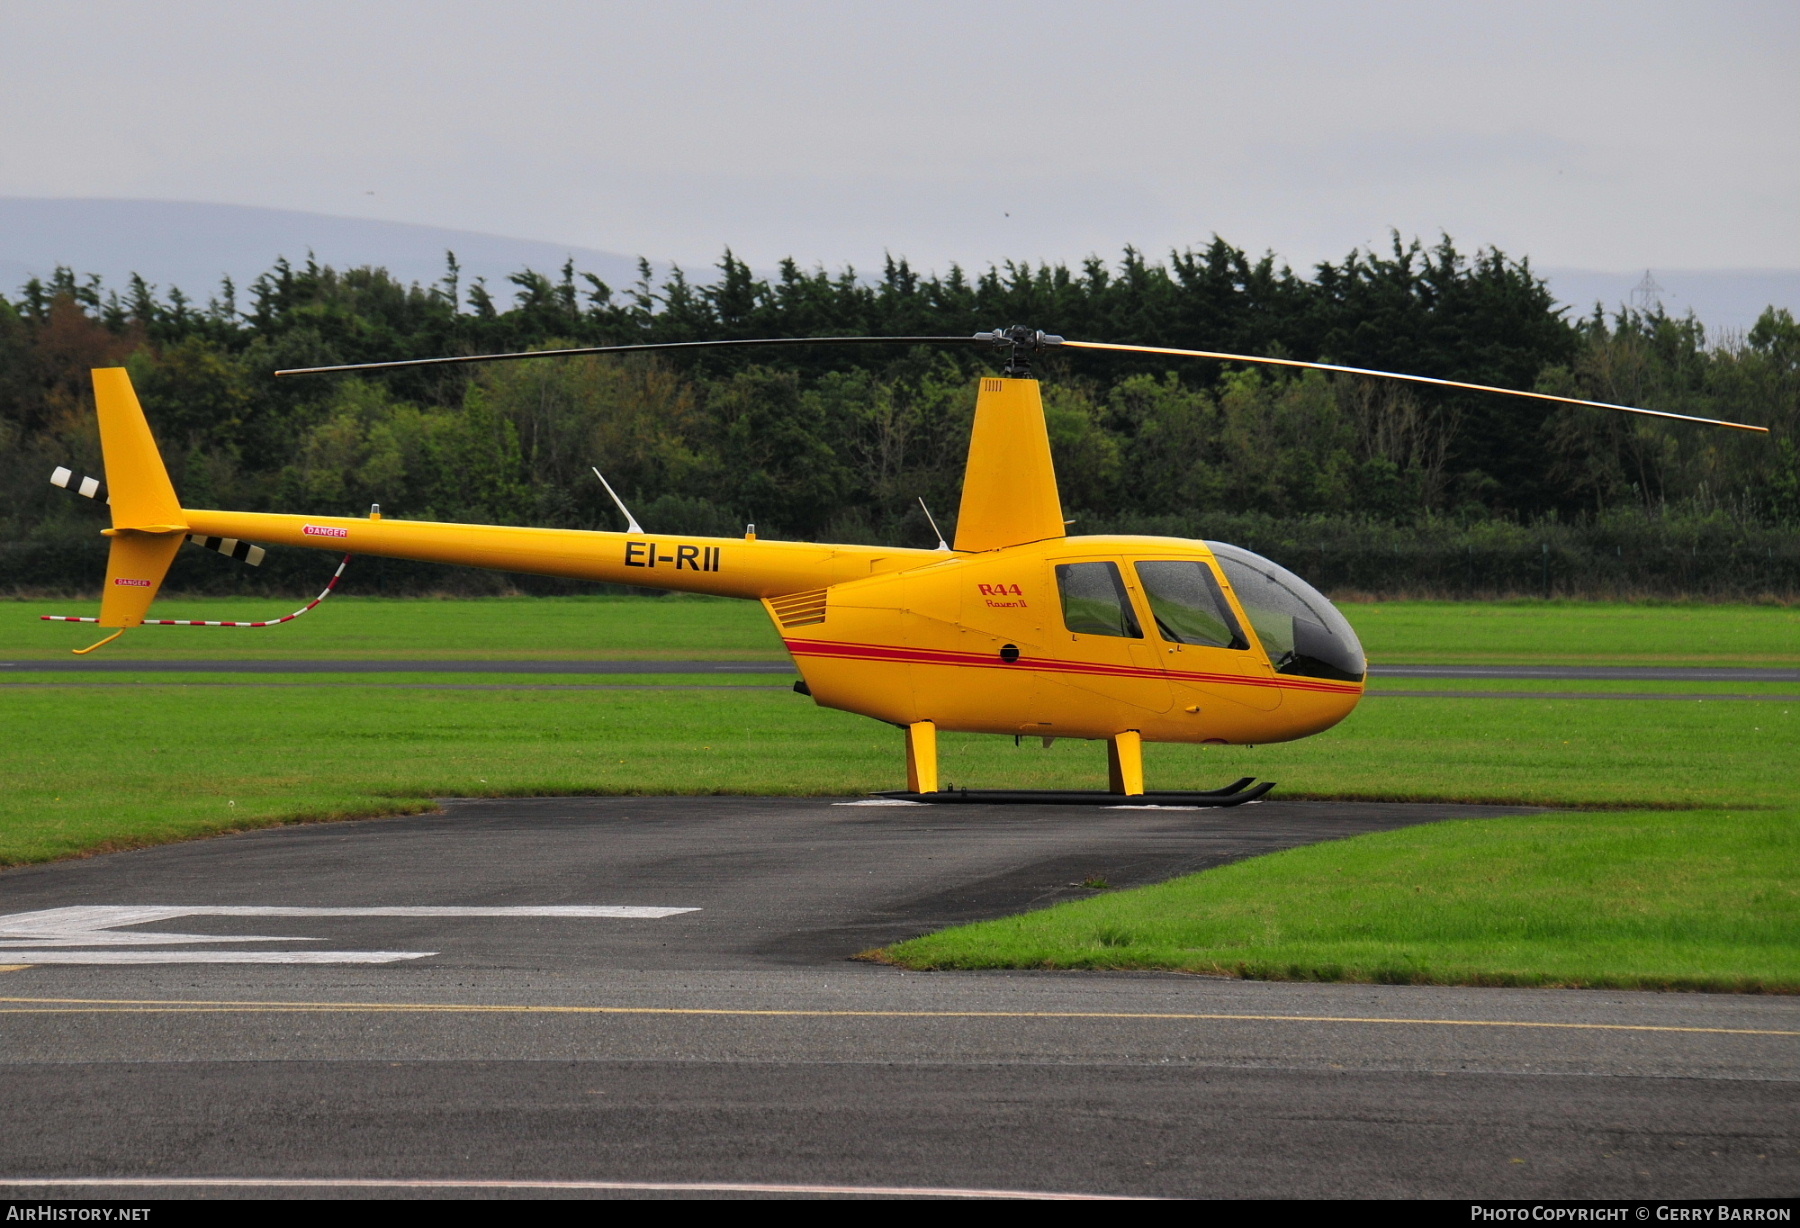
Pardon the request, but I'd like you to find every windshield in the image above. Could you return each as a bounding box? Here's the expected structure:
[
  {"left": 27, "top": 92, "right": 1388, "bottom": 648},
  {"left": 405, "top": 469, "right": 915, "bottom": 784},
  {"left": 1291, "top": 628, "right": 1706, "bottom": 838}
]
[{"left": 1206, "top": 542, "right": 1366, "bottom": 682}]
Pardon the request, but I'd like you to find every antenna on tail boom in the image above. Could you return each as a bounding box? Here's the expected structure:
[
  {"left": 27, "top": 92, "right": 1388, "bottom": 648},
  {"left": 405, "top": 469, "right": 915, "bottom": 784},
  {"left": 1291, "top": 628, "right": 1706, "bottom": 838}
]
[
  {"left": 918, "top": 498, "right": 950, "bottom": 552},
  {"left": 592, "top": 467, "right": 644, "bottom": 534}
]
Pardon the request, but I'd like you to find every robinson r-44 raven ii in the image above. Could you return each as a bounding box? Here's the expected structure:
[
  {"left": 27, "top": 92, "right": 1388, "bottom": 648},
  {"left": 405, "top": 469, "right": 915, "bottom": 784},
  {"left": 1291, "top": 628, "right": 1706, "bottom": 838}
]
[{"left": 44, "top": 327, "right": 1766, "bottom": 804}]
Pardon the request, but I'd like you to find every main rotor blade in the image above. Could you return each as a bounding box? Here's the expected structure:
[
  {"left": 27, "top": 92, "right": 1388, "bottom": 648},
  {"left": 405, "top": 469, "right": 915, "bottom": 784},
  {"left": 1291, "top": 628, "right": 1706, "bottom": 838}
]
[
  {"left": 275, "top": 336, "right": 982, "bottom": 377},
  {"left": 1060, "top": 340, "right": 1769, "bottom": 433},
  {"left": 277, "top": 330, "right": 1770, "bottom": 435}
]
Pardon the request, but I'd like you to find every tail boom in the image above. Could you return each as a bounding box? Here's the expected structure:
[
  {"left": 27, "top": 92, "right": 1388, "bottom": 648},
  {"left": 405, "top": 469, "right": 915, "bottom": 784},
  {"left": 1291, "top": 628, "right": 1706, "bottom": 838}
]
[{"left": 180, "top": 510, "right": 936, "bottom": 600}]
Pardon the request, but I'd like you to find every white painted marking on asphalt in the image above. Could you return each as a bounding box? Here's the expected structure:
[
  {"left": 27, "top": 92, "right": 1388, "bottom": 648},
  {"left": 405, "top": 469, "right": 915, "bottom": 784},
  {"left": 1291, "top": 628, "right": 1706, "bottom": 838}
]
[
  {"left": 0, "top": 937, "right": 296, "bottom": 948},
  {"left": 1104, "top": 804, "right": 1203, "bottom": 811},
  {"left": 0, "top": 905, "right": 701, "bottom": 966},
  {"left": 103, "top": 900, "right": 694, "bottom": 907},
  {"left": 0, "top": 951, "right": 433, "bottom": 964},
  {"left": 0, "top": 904, "right": 700, "bottom": 941},
  {"left": 833, "top": 799, "right": 926, "bottom": 806}
]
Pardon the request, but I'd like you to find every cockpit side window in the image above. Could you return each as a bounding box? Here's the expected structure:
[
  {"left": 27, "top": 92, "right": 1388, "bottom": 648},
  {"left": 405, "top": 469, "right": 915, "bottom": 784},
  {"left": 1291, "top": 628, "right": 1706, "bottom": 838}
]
[
  {"left": 1055, "top": 562, "right": 1143, "bottom": 638},
  {"left": 1133, "top": 560, "right": 1248, "bottom": 650}
]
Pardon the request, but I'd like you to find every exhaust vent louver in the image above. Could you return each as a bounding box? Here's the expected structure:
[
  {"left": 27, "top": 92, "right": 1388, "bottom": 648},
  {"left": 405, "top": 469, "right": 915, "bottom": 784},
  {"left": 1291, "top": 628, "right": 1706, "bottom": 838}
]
[{"left": 768, "top": 589, "right": 828, "bottom": 628}]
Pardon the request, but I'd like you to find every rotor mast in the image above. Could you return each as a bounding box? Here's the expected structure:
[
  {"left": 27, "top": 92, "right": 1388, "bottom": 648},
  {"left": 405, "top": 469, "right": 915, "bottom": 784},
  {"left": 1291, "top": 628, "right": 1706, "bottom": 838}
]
[{"left": 973, "top": 325, "right": 1065, "bottom": 379}]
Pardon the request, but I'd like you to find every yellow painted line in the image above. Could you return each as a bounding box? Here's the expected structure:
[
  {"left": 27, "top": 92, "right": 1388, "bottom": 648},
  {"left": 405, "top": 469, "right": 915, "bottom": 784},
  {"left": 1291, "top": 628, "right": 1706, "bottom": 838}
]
[
  {"left": 0, "top": 1176, "right": 1137, "bottom": 1200},
  {"left": 0, "top": 997, "right": 1792, "bottom": 1037},
  {"left": 0, "top": 967, "right": 30, "bottom": 974}
]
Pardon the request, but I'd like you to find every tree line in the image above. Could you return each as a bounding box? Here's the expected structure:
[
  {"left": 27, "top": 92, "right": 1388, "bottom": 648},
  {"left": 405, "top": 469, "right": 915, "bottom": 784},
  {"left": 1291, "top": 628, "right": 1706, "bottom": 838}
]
[{"left": 3, "top": 235, "right": 1796, "bottom": 596}]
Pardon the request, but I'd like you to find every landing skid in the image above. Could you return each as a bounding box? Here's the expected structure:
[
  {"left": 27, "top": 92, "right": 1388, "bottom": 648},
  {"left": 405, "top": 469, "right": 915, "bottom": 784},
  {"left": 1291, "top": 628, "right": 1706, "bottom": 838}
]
[{"left": 873, "top": 777, "right": 1275, "bottom": 807}]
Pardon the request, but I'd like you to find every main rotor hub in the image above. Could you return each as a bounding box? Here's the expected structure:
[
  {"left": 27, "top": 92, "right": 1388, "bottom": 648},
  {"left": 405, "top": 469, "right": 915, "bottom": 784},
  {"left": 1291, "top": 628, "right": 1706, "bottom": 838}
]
[{"left": 973, "top": 326, "right": 1064, "bottom": 378}]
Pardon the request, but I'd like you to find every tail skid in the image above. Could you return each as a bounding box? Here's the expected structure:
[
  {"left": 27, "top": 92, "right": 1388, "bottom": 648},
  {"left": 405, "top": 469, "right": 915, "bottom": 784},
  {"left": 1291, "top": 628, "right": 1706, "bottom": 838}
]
[
  {"left": 138, "top": 555, "right": 350, "bottom": 627},
  {"left": 44, "top": 555, "right": 353, "bottom": 632}
]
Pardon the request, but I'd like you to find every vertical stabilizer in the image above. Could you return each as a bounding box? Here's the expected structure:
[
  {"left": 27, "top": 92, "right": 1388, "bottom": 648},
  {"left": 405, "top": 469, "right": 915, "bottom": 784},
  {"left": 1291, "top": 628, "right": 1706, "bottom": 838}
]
[
  {"left": 90, "top": 368, "right": 187, "bottom": 632},
  {"left": 94, "top": 368, "right": 183, "bottom": 531},
  {"left": 952, "top": 377, "right": 1065, "bottom": 552}
]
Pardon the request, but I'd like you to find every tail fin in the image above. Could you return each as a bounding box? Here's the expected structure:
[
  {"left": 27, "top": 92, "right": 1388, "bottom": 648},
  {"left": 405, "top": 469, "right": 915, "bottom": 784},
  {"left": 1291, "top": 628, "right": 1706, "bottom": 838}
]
[
  {"left": 952, "top": 377, "right": 1066, "bottom": 552},
  {"left": 91, "top": 368, "right": 187, "bottom": 634},
  {"left": 95, "top": 369, "right": 182, "bottom": 531}
]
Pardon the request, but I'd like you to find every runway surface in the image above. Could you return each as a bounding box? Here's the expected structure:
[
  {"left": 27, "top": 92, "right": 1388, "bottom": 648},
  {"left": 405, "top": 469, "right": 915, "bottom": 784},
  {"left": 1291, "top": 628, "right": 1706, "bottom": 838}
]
[
  {"left": 1, "top": 797, "right": 1794, "bottom": 1200},
  {"left": 5, "top": 658, "right": 1797, "bottom": 683}
]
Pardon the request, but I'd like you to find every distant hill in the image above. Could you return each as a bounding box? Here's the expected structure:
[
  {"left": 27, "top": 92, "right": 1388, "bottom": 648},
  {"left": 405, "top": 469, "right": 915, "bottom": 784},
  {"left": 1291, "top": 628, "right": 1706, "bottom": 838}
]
[
  {"left": 0, "top": 198, "right": 657, "bottom": 304},
  {"left": 3, "top": 198, "right": 1796, "bottom": 335}
]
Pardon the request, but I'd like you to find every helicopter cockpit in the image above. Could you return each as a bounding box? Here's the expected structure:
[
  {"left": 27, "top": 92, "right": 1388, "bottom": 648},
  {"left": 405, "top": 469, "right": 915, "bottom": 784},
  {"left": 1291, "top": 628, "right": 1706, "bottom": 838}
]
[
  {"left": 1205, "top": 542, "right": 1367, "bottom": 683},
  {"left": 1048, "top": 543, "right": 1367, "bottom": 687}
]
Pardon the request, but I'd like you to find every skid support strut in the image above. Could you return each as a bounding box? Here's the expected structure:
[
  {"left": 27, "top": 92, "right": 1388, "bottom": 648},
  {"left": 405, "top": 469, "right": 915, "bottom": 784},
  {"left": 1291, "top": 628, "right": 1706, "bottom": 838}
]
[
  {"left": 905, "top": 720, "right": 939, "bottom": 794},
  {"left": 1107, "top": 730, "right": 1145, "bottom": 796},
  {"left": 875, "top": 723, "right": 1273, "bottom": 806}
]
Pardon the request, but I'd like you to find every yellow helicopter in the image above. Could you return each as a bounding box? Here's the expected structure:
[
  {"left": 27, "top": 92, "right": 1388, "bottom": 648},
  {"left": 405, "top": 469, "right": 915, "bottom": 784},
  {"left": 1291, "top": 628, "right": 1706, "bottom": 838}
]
[{"left": 46, "top": 327, "right": 1766, "bottom": 804}]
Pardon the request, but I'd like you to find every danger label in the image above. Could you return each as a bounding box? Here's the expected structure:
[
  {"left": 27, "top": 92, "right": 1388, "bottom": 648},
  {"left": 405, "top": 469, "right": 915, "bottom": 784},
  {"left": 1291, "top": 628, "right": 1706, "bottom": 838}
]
[
  {"left": 112, "top": 577, "right": 152, "bottom": 587},
  {"left": 303, "top": 524, "right": 349, "bottom": 538}
]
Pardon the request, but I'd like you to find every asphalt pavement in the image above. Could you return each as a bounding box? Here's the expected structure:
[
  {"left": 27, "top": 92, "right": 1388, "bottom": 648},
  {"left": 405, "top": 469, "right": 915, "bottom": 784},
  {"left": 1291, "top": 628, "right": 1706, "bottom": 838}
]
[{"left": 0, "top": 796, "right": 1794, "bottom": 1200}]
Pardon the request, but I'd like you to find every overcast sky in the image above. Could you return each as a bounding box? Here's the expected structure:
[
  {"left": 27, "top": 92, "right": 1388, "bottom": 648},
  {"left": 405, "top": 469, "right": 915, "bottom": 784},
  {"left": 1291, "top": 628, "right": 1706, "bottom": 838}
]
[{"left": 3, "top": 0, "right": 1795, "bottom": 277}]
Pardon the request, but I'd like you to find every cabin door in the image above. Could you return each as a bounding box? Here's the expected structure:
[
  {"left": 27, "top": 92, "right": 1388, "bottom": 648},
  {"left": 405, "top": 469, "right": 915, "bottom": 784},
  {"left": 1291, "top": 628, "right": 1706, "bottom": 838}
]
[{"left": 1035, "top": 557, "right": 1172, "bottom": 718}]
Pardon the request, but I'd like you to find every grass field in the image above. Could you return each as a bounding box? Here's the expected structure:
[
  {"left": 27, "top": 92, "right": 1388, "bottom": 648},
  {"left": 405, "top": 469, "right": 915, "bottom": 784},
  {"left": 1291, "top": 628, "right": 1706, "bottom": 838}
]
[
  {"left": 2, "top": 675, "right": 1793, "bottom": 865},
  {"left": 6, "top": 593, "right": 1798, "bottom": 665},
  {"left": 877, "top": 808, "right": 1799, "bottom": 992},
  {"left": 1342, "top": 600, "right": 1800, "bottom": 667},
  {"left": 868, "top": 599, "right": 1800, "bottom": 989},
  {"left": 3, "top": 594, "right": 1796, "bottom": 991},
  {"left": 6, "top": 594, "right": 786, "bottom": 660}
]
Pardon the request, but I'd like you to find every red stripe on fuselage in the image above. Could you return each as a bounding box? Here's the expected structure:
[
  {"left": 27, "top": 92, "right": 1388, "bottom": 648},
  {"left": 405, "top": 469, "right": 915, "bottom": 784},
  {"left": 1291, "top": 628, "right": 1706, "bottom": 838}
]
[{"left": 782, "top": 639, "right": 1361, "bottom": 695}]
